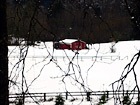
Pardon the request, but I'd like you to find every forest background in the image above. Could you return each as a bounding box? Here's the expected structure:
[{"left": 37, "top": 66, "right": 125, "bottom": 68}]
[{"left": 7, "top": 0, "right": 140, "bottom": 44}]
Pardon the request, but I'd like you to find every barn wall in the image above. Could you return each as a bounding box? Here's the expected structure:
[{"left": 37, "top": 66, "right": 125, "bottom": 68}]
[
  {"left": 71, "top": 41, "right": 86, "bottom": 50},
  {"left": 59, "top": 43, "right": 70, "bottom": 49}
]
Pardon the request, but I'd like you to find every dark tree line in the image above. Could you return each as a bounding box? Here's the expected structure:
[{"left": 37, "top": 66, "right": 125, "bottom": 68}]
[
  {"left": 123, "top": 0, "right": 140, "bottom": 39},
  {"left": 7, "top": 0, "right": 136, "bottom": 44}
]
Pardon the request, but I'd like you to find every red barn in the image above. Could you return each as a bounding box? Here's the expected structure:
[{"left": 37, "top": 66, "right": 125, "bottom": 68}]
[{"left": 54, "top": 39, "right": 87, "bottom": 50}]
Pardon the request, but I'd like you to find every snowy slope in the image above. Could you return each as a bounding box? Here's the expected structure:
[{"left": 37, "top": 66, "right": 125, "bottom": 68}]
[{"left": 8, "top": 40, "right": 140, "bottom": 105}]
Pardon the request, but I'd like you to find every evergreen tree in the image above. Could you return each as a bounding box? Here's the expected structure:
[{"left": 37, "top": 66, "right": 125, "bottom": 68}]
[
  {"left": 55, "top": 95, "right": 65, "bottom": 105},
  {"left": 122, "top": 92, "right": 131, "bottom": 105}
]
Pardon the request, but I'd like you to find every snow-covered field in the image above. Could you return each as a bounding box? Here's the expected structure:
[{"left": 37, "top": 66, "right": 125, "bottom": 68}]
[{"left": 8, "top": 40, "right": 140, "bottom": 105}]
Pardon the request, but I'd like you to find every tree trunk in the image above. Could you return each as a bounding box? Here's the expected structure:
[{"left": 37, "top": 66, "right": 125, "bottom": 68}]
[{"left": 0, "top": 0, "right": 9, "bottom": 105}]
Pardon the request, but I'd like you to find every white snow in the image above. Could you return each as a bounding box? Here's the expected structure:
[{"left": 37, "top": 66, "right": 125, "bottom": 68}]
[
  {"left": 8, "top": 40, "right": 140, "bottom": 105},
  {"left": 59, "top": 39, "right": 79, "bottom": 43}
]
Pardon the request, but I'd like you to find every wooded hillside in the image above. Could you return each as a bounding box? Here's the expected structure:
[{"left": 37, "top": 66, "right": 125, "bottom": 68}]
[{"left": 7, "top": 0, "right": 135, "bottom": 44}]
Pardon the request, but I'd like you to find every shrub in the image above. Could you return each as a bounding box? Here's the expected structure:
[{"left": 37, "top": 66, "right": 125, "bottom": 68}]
[{"left": 55, "top": 94, "right": 65, "bottom": 105}]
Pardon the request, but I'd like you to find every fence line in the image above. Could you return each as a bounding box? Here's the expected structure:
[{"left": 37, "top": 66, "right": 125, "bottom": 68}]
[
  {"left": 9, "top": 90, "right": 139, "bottom": 102},
  {"left": 9, "top": 55, "right": 130, "bottom": 61}
]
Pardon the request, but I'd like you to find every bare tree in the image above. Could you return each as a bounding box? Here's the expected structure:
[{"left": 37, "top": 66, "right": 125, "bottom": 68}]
[
  {"left": 111, "top": 0, "right": 140, "bottom": 104},
  {"left": 111, "top": 51, "right": 140, "bottom": 104},
  {"left": 0, "top": 0, "right": 9, "bottom": 105}
]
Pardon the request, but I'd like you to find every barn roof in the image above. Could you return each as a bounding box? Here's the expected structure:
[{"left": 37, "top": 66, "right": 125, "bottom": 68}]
[{"left": 59, "top": 39, "right": 85, "bottom": 44}]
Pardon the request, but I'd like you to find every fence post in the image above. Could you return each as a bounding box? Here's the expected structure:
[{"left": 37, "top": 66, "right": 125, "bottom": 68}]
[
  {"left": 106, "top": 91, "right": 109, "bottom": 100},
  {"left": 22, "top": 92, "right": 25, "bottom": 105},
  {"left": 66, "top": 92, "right": 68, "bottom": 100},
  {"left": 44, "top": 93, "right": 46, "bottom": 102},
  {"left": 86, "top": 92, "right": 91, "bottom": 101}
]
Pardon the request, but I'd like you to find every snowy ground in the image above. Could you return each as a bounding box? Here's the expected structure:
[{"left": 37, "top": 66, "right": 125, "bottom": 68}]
[{"left": 8, "top": 40, "right": 140, "bottom": 105}]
